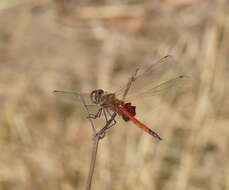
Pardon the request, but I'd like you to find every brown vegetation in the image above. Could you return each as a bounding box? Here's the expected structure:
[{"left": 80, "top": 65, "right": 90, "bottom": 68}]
[{"left": 0, "top": 0, "right": 228, "bottom": 189}]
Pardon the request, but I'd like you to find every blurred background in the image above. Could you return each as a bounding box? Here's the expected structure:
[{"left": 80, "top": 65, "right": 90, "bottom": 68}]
[{"left": 0, "top": 0, "right": 229, "bottom": 189}]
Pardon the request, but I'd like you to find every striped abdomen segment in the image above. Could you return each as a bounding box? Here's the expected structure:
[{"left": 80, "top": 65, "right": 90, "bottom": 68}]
[{"left": 117, "top": 106, "right": 162, "bottom": 140}]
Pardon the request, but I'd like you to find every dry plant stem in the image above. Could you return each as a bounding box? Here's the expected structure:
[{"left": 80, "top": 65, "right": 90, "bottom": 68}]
[
  {"left": 95, "top": 113, "right": 117, "bottom": 138},
  {"left": 84, "top": 113, "right": 117, "bottom": 190},
  {"left": 79, "top": 94, "right": 97, "bottom": 135},
  {"left": 79, "top": 94, "right": 99, "bottom": 190},
  {"left": 83, "top": 67, "right": 139, "bottom": 190},
  {"left": 122, "top": 67, "right": 140, "bottom": 100},
  {"left": 79, "top": 93, "right": 117, "bottom": 190},
  {"left": 85, "top": 136, "right": 99, "bottom": 190}
]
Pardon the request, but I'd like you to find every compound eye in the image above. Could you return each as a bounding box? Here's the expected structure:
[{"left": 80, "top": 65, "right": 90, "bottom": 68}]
[
  {"left": 97, "top": 89, "right": 104, "bottom": 96},
  {"left": 90, "top": 91, "right": 97, "bottom": 104},
  {"left": 90, "top": 89, "right": 104, "bottom": 104}
]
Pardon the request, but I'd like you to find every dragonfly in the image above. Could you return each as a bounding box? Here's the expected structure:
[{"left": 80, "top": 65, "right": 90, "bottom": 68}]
[{"left": 54, "top": 55, "right": 187, "bottom": 140}]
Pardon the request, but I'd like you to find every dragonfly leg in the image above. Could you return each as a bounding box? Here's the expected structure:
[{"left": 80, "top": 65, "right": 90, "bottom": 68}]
[
  {"left": 102, "top": 108, "right": 108, "bottom": 123},
  {"left": 105, "top": 108, "right": 117, "bottom": 128},
  {"left": 87, "top": 108, "right": 103, "bottom": 119},
  {"left": 95, "top": 109, "right": 117, "bottom": 139},
  {"left": 97, "top": 131, "right": 106, "bottom": 139}
]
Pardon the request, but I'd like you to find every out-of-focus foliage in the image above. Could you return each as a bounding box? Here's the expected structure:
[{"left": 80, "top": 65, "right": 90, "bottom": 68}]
[{"left": 0, "top": 0, "right": 228, "bottom": 190}]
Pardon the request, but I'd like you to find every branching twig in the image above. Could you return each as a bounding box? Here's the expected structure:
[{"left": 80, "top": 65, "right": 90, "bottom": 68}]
[
  {"left": 81, "top": 66, "right": 140, "bottom": 190},
  {"left": 79, "top": 94, "right": 97, "bottom": 135},
  {"left": 95, "top": 113, "right": 117, "bottom": 139}
]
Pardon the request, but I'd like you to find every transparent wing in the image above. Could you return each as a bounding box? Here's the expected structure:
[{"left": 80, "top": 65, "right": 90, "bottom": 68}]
[
  {"left": 126, "top": 75, "right": 189, "bottom": 101},
  {"left": 115, "top": 55, "right": 187, "bottom": 99},
  {"left": 53, "top": 90, "right": 100, "bottom": 114},
  {"left": 53, "top": 90, "right": 90, "bottom": 103}
]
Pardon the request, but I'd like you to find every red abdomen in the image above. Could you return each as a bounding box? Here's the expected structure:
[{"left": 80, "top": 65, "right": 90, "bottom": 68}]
[{"left": 122, "top": 102, "right": 136, "bottom": 121}]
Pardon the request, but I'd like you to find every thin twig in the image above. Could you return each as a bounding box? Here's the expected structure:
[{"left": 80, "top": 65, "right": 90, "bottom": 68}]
[
  {"left": 78, "top": 94, "right": 99, "bottom": 190},
  {"left": 84, "top": 112, "right": 117, "bottom": 190},
  {"left": 83, "top": 66, "right": 140, "bottom": 190},
  {"left": 79, "top": 92, "right": 116, "bottom": 190},
  {"left": 122, "top": 67, "right": 140, "bottom": 100},
  {"left": 79, "top": 94, "right": 97, "bottom": 135},
  {"left": 79, "top": 93, "right": 101, "bottom": 190},
  {"left": 95, "top": 113, "right": 117, "bottom": 138},
  {"left": 85, "top": 136, "right": 99, "bottom": 190}
]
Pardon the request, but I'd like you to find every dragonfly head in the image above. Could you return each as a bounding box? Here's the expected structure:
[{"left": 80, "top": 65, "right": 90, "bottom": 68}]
[{"left": 90, "top": 89, "right": 105, "bottom": 104}]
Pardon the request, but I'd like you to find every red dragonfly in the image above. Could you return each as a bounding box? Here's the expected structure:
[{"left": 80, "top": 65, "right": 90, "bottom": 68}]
[{"left": 54, "top": 55, "right": 187, "bottom": 140}]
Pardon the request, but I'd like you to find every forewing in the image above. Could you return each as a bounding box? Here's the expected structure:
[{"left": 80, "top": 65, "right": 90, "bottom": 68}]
[
  {"left": 53, "top": 90, "right": 100, "bottom": 114},
  {"left": 115, "top": 55, "right": 187, "bottom": 99},
  {"left": 126, "top": 75, "right": 189, "bottom": 101}
]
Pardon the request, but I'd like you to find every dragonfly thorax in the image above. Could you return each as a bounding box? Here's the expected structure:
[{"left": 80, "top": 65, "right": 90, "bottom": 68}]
[{"left": 90, "top": 89, "right": 118, "bottom": 106}]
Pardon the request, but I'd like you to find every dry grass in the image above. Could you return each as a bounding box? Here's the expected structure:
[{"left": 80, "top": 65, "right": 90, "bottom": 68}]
[{"left": 0, "top": 0, "right": 229, "bottom": 189}]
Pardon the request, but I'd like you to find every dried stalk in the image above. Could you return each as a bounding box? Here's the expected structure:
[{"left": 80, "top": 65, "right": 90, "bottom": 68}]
[
  {"left": 81, "top": 67, "right": 140, "bottom": 190},
  {"left": 85, "top": 136, "right": 99, "bottom": 190}
]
